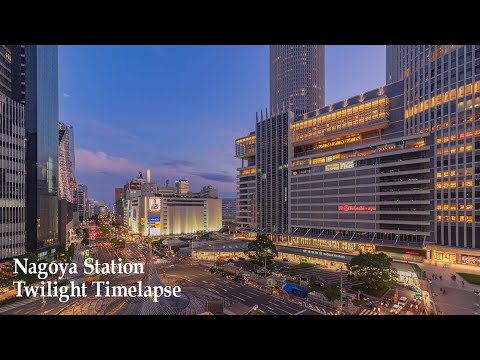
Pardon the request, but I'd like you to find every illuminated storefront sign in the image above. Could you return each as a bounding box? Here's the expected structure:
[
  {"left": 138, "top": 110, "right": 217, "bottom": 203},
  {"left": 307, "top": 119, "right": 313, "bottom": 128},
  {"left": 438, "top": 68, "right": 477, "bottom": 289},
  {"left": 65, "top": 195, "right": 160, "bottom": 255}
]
[
  {"left": 461, "top": 255, "right": 480, "bottom": 266},
  {"left": 338, "top": 205, "right": 376, "bottom": 212},
  {"left": 302, "top": 248, "right": 348, "bottom": 260},
  {"left": 149, "top": 198, "right": 161, "bottom": 211},
  {"left": 148, "top": 217, "right": 160, "bottom": 222},
  {"left": 325, "top": 161, "right": 354, "bottom": 172}
]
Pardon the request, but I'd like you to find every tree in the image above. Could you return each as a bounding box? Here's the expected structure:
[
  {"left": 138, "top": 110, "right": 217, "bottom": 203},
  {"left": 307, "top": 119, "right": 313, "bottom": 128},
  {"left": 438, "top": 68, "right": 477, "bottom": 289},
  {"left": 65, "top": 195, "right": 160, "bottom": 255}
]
[
  {"left": 81, "top": 231, "right": 90, "bottom": 246},
  {"left": 67, "top": 244, "right": 75, "bottom": 261},
  {"left": 346, "top": 252, "right": 398, "bottom": 292},
  {"left": 244, "top": 234, "right": 278, "bottom": 267}
]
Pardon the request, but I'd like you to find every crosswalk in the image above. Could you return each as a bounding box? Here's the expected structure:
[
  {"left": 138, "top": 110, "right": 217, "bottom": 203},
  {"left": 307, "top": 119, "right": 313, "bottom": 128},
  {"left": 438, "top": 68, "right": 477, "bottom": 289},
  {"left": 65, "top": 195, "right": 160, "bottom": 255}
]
[
  {"left": 358, "top": 308, "right": 379, "bottom": 315},
  {"left": 0, "top": 297, "right": 39, "bottom": 313}
]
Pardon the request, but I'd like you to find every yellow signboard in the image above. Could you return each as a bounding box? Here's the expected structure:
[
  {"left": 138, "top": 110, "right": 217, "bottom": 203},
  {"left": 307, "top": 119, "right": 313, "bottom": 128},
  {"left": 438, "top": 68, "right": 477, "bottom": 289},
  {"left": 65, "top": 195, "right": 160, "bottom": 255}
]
[
  {"left": 141, "top": 218, "right": 146, "bottom": 225},
  {"left": 155, "top": 222, "right": 161, "bottom": 228}
]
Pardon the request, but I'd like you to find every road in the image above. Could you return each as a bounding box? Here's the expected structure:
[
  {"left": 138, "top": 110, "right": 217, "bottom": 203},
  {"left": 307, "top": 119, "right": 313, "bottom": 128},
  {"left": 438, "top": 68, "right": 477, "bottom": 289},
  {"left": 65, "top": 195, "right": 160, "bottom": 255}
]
[{"left": 157, "top": 261, "right": 322, "bottom": 315}]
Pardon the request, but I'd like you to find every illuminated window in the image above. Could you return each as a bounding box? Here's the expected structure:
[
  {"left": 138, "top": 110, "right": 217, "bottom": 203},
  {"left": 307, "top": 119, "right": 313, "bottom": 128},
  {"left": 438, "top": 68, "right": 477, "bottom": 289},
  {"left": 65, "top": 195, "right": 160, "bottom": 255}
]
[
  {"left": 436, "top": 215, "right": 442, "bottom": 221},
  {"left": 467, "top": 216, "right": 473, "bottom": 223},
  {"left": 451, "top": 216, "right": 457, "bottom": 221},
  {"left": 460, "top": 216, "right": 465, "bottom": 221},
  {"left": 466, "top": 204, "right": 473, "bottom": 211}
]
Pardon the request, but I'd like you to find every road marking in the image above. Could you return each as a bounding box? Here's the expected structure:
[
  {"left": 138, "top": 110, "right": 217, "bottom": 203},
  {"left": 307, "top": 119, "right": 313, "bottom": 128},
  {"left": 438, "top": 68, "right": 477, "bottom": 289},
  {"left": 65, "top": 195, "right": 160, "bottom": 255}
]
[
  {"left": 359, "top": 309, "right": 368, "bottom": 315},
  {"left": 245, "top": 290, "right": 259, "bottom": 296},
  {"left": 216, "top": 286, "right": 228, "bottom": 292},
  {"left": 262, "top": 304, "right": 275, "bottom": 311},
  {"left": 231, "top": 295, "right": 247, "bottom": 302},
  {"left": 264, "top": 308, "right": 278, "bottom": 315},
  {"left": 239, "top": 293, "right": 254, "bottom": 299},
  {"left": 294, "top": 309, "right": 307, "bottom": 315},
  {"left": 272, "top": 307, "right": 292, "bottom": 315}
]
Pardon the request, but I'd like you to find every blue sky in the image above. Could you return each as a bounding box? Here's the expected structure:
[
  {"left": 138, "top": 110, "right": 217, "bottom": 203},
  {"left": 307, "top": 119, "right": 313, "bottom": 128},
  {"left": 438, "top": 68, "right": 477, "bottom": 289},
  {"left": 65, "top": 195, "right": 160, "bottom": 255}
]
[{"left": 59, "top": 45, "right": 386, "bottom": 205}]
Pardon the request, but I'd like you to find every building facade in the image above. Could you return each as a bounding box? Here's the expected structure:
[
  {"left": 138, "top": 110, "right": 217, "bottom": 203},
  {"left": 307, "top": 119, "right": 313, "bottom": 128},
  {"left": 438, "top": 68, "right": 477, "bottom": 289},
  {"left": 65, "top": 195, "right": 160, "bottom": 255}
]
[
  {"left": 221, "top": 198, "right": 236, "bottom": 222},
  {"left": 270, "top": 45, "right": 325, "bottom": 116},
  {"left": 175, "top": 179, "right": 189, "bottom": 194},
  {"left": 235, "top": 44, "right": 480, "bottom": 268},
  {"left": 127, "top": 188, "right": 222, "bottom": 236},
  {"left": 387, "top": 45, "right": 480, "bottom": 262},
  {"left": 58, "top": 122, "right": 75, "bottom": 203},
  {"left": 114, "top": 187, "right": 124, "bottom": 225},
  {"left": 235, "top": 132, "right": 256, "bottom": 231},
  {"left": 25, "top": 45, "right": 59, "bottom": 258},
  {"left": 76, "top": 183, "right": 87, "bottom": 222},
  {"left": 0, "top": 94, "right": 25, "bottom": 259},
  {"left": 58, "top": 122, "right": 76, "bottom": 247}
]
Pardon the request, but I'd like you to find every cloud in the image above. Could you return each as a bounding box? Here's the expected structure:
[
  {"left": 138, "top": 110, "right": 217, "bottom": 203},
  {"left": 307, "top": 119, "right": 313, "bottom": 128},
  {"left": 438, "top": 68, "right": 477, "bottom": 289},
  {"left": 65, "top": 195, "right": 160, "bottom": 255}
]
[
  {"left": 191, "top": 172, "right": 235, "bottom": 183},
  {"left": 63, "top": 93, "right": 72, "bottom": 98},
  {"left": 155, "top": 158, "right": 195, "bottom": 168},
  {"left": 76, "top": 148, "right": 144, "bottom": 175}
]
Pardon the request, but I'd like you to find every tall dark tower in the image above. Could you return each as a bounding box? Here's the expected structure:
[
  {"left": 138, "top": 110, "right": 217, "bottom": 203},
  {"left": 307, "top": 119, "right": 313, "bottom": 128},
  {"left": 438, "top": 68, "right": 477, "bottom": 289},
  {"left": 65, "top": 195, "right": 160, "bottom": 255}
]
[{"left": 25, "top": 45, "right": 59, "bottom": 259}]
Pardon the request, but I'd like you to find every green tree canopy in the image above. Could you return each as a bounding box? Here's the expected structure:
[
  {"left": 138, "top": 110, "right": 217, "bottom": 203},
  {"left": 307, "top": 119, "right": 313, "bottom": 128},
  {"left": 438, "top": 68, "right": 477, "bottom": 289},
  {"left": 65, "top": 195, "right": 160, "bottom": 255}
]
[
  {"left": 244, "top": 234, "right": 278, "bottom": 266},
  {"left": 346, "top": 252, "right": 398, "bottom": 292}
]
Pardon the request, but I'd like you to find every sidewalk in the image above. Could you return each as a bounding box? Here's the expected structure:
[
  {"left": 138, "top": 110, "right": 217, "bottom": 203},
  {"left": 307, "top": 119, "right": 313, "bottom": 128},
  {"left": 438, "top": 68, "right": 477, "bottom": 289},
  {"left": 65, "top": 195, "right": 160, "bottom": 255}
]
[
  {"left": 419, "top": 262, "right": 480, "bottom": 315},
  {"left": 419, "top": 263, "right": 480, "bottom": 291}
]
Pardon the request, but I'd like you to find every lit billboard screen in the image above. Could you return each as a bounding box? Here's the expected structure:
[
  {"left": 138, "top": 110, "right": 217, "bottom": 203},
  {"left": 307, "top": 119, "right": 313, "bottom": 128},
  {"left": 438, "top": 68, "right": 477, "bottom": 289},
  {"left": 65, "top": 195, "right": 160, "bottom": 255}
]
[{"left": 148, "top": 217, "right": 160, "bottom": 222}]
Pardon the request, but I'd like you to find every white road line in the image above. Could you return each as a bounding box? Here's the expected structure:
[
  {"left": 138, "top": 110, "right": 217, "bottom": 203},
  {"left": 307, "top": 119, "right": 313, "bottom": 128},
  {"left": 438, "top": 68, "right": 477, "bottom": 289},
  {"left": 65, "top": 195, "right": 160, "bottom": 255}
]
[
  {"left": 359, "top": 309, "right": 368, "bottom": 315},
  {"left": 272, "top": 306, "right": 293, "bottom": 315},
  {"left": 216, "top": 286, "right": 228, "bottom": 292},
  {"left": 262, "top": 304, "right": 275, "bottom": 311},
  {"left": 265, "top": 308, "right": 278, "bottom": 315},
  {"left": 295, "top": 309, "right": 307, "bottom": 315},
  {"left": 231, "top": 295, "right": 247, "bottom": 302},
  {"left": 239, "top": 293, "right": 254, "bottom": 299},
  {"left": 245, "top": 290, "right": 259, "bottom": 296}
]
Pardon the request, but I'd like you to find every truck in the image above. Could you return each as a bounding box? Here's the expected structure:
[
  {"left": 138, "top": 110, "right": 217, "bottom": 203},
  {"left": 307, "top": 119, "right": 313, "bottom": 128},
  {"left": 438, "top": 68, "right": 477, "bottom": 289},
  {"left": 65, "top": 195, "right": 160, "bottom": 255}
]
[{"left": 223, "top": 263, "right": 244, "bottom": 277}]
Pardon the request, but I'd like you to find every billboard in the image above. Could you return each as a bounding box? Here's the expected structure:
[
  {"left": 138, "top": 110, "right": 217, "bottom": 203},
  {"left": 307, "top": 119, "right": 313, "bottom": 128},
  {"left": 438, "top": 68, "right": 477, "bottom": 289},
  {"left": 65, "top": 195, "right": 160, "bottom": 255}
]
[
  {"left": 148, "top": 217, "right": 160, "bottom": 222},
  {"left": 149, "top": 198, "right": 161, "bottom": 211}
]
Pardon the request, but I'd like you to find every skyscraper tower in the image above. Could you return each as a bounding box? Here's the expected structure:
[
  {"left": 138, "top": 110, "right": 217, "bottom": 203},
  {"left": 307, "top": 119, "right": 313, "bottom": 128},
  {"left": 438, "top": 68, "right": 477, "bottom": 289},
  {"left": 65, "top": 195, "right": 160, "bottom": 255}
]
[
  {"left": 270, "top": 45, "right": 325, "bottom": 116},
  {"left": 0, "top": 45, "right": 26, "bottom": 260},
  {"left": 58, "top": 122, "right": 75, "bottom": 203},
  {"left": 387, "top": 45, "right": 480, "bottom": 249},
  {"left": 25, "top": 45, "right": 59, "bottom": 258}
]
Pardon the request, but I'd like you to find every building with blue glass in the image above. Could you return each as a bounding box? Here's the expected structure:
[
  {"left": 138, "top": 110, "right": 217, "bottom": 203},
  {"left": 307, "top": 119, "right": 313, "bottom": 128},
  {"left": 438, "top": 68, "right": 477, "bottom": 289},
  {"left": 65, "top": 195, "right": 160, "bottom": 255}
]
[{"left": 25, "top": 45, "right": 59, "bottom": 259}]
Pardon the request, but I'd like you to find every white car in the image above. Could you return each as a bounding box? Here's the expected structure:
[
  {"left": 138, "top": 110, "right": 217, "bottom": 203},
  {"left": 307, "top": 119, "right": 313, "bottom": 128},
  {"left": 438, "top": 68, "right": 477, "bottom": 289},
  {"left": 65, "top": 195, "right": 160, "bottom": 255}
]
[
  {"left": 390, "top": 304, "right": 401, "bottom": 314},
  {"left": 398, "top": 296, "right": 408, "bottom": 307}
]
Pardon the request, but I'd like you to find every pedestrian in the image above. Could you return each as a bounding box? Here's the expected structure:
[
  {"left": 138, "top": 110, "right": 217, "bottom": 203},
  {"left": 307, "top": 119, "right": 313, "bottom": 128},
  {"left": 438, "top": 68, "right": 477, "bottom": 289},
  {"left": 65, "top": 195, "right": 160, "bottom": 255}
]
[
  {"left": 462, "top": 280, "right": 464, "bottom": 287},
  {"left": 439, "top": 275, "right": 442, "bottom": 280}
]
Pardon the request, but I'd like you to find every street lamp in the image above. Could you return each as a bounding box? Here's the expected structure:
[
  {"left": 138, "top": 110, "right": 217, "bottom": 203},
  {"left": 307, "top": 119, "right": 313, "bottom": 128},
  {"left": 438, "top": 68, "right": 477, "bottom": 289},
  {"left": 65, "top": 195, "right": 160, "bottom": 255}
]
[
  {"left": 336, "top": 265, "right": 344, "bottom": 314},
  {"left": 209, "top": 243, "right": 216, "bottom": 266}
]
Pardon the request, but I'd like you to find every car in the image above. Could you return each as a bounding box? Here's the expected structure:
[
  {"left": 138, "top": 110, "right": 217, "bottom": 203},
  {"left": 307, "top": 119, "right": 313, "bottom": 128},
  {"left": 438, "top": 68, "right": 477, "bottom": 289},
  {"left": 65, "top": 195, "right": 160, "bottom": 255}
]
[
  {"left": 237, "top": 257, "right": 245, "bottom": 261},
  {"left": 390, "top": 304, "right": 401, "bottom": 314},
  {"left": 398, "top": 296, "right": 408, "bottom": 307},
  {"left": 475, "top": 289, "right": 480, "bottom": 295},
  {"left": 359, "top": 294, "right": 370, "bottom": 302},
  {"left": 283, "top": 258, "right": 289, "bottom": 262},
  {"left": 227, "top": 259, "right": 235, "bottom": 263},
  {"left": 381, "top": 297, "right": 392, "bottom": 307}
]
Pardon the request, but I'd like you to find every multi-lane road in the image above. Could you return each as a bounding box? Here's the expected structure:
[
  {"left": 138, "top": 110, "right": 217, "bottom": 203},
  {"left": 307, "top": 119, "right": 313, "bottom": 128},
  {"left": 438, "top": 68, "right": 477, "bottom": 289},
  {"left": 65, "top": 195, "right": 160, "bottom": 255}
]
[{"left": 156, "top": 262, "right": 326, "bottom": 315}]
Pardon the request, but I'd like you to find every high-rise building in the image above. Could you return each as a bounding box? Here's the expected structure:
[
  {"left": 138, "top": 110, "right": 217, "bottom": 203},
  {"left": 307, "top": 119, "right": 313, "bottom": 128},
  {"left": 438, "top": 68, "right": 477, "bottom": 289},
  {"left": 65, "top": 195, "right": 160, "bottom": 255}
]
[
  {"left": 0, "top": 45, "right": 24, "bottom": 104},
  {"left": 1, "top": 46, "right": 26, "bottom": 259},
  {"left": 25, "top": 45, "right": 59, "bottom": 258},
  {"left": 58, "top": 122, "right": 75, "bottom": 248},
  {"left": 387, "top": 45, "right": 480, "bottom": 253},
  {"left": 1, "top": 45, "right": 26, "bottom": 260},
  {"left": 255, "top": 110, "right": 292, "bottom": 234},
  {"left": 236, "top": 44, "right": 480, "bottom": 270},
  {"left": 76, "top": 183, "right": 87, "bottom": 222},
  {"left": 175, "top": 179, "right": 189, "bottom": 194},
  {"left": 235, "top": 132, "right": 256, "bottom": 231},
  {"left": 58, "top": 122, "right": 75, "bottom": 203},
  {"left": 114, "top": 187, "right": 124, "bottom": 225},
  {"left": 270, "top": 45, "right": 325, "bottom": 116}
]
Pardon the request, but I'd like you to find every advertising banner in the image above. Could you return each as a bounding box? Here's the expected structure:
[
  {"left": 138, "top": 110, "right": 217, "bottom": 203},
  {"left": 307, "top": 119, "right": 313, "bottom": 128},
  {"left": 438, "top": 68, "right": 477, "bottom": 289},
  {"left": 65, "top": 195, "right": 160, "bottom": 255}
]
[{"left": 149, "top": 198, "right": 161, "bottom": 211}]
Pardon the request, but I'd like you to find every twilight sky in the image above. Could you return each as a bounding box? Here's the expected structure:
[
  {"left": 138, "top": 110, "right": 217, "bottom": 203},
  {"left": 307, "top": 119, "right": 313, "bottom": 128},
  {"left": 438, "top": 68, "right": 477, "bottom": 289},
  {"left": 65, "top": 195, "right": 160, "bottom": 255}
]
[{"left": 59, "top": 45, "right": 386, "bottom": 206}]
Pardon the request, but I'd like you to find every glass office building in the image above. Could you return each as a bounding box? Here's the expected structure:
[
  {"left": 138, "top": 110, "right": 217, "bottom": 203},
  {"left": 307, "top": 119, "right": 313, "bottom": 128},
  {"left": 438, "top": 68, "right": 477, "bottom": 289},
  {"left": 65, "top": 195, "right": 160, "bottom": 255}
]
[{"left": 25, "top": 45, "right": 59, "bottom": 258}]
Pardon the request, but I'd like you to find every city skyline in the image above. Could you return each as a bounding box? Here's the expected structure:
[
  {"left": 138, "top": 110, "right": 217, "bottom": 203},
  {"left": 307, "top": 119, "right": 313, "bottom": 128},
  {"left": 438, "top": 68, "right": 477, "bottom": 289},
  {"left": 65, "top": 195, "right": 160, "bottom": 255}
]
[{"left": 60, "top": 45, "right": 386, "bottom": 205}]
